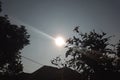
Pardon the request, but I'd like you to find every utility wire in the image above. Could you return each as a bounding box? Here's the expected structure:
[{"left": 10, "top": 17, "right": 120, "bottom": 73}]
[{"left": 21, "top": 55, "right": 44, "bottom": 66}]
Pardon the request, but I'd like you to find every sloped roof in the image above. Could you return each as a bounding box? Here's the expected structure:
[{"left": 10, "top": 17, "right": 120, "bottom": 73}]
[
  {"left": 0, "top": 66, "right": 82, "bottom": 80},
  {"left": 31, "top": 65, "right": 81, "bottom": 80}
]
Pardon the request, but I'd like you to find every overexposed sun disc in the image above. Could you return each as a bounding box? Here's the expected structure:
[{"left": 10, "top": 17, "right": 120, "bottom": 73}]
[{"left": 55, "top": 37, "right": 65, "bottom": 47}]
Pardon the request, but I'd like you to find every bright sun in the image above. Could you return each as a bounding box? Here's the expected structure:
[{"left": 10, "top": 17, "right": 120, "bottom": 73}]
[{"left": 55, "top": 37, "right": 65, "bottom": 47}]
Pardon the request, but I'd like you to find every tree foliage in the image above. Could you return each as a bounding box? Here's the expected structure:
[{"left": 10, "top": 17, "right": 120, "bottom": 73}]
[
  {"left": 0, "top": 2, "right": 30, "bottom": 75},
  {"left": 52, "top": 26, "right": 120, "bottom": 80}
]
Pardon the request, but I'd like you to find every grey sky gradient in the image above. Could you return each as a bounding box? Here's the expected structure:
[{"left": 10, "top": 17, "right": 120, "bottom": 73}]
[{"left": 1, "top": 0, "right": 120, "bottom": 73}]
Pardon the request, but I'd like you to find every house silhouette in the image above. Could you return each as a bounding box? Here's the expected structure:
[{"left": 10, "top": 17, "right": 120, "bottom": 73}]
[
  {"left": 29, "top": 65, "right": 82, "bottom": 80},
  {"left": 1, "top": 65, "right": 120, "bottom": 80}
]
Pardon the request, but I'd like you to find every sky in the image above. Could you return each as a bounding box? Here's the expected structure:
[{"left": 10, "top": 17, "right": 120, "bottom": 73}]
[{"left": 0, "top": 0, "right": 120, "bottom": 73}]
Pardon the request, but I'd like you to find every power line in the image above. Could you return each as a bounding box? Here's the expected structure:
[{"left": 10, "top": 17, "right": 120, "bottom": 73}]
[{"left": 21, "top": 55, "right": 44, "bottom": 66}]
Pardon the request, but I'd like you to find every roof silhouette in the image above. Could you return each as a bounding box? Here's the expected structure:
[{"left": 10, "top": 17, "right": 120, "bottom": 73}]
[
  {"left": 30, "top": 65, "right": 81, "bottom": 80},
  {"left": 0, "top": 65, "right": 82, "bottom": 80}
]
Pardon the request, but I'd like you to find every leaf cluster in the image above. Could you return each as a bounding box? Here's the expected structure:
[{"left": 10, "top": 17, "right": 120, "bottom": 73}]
[{"left": 0, "top": 2, "right": 30, "bottom": 75}]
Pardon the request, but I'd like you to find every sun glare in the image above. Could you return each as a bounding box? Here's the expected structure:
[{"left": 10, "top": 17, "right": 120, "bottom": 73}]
[{"left": 55, "top": 37, "right": 65, "bottom": 47}]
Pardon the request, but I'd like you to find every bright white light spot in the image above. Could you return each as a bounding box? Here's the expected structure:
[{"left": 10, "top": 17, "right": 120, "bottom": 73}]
[{"left": 55, "top": 37, "right": 65, "bottom": 47}]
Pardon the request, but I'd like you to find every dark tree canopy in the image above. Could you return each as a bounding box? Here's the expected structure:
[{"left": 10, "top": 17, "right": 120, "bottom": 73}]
[
  {"left": 0, "top": 2, "right": 30, "bottom": 75},
  {"left": 52, "top": 27, "right": 120, "bottom": 80}
]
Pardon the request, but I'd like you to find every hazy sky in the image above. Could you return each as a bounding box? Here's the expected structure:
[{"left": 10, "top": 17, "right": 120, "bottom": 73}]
[{"left": 1, "top": 0, "right": 120, "bottom": 73}]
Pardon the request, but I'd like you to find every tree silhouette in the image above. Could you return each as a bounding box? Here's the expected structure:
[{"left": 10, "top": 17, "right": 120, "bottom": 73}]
[
  {"left": 66, "top": 27, "right": 120, "bottom": 80},
  {"left": 0, "top": 2, "right": 30, "bottom": 76},
  {"left": 52, "top": 27, "right": 120, "bottom": 80}
]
